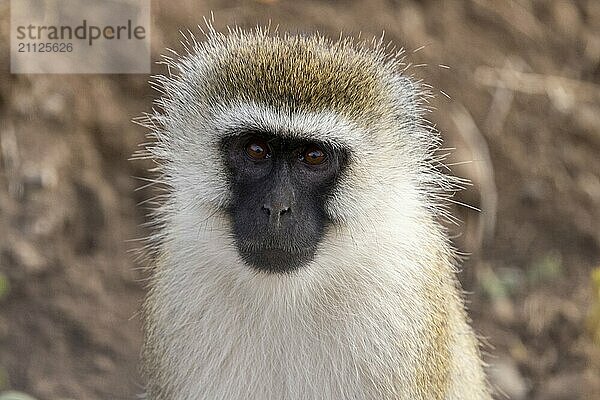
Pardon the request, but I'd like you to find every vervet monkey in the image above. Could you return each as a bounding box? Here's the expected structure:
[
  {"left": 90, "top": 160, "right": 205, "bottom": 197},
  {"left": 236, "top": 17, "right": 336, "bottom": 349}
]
[{"left": 139, "top": 27, "right": 491, "bottom": 400}]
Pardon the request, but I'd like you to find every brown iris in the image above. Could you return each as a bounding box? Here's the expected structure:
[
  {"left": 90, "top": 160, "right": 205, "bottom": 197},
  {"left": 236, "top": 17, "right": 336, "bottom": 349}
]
[
  {"left": 301, "top": 145, "right": 326, "bottom": 165},
  {"left": 245, "top": 138, "right": 271, "bottom": 160}
]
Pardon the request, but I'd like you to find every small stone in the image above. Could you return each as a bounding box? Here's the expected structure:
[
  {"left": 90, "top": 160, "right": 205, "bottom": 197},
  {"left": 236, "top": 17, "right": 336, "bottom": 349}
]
[
  {"left": 93, "top": 354, "right": 115, "bottom": 373},
  {"left": 488, "top": 357, "right": 528, "bottom": 400},
  {"left": 0, "top": 391, "right": 39, "bottom": 400},
  {"left": 41, "top": 93, "right": 66, "bottom": 119},
  {"left": 492, "top": 296, "right": 516, "bottom": 325},
  {"left": 12, "top": 241, "right": 46, "bottom": 274}
]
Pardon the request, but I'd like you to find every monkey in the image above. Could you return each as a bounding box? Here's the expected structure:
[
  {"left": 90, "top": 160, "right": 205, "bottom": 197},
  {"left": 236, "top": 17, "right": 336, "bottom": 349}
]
[{"left": 137, "top": 26, "right": 492, "bottom": 400}]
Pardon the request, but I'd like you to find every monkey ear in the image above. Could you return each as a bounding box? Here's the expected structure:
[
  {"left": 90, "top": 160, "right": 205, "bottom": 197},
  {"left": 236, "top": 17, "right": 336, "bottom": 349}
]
[{"left": 391, "top": 75, "right": 425, "bottom": 123}]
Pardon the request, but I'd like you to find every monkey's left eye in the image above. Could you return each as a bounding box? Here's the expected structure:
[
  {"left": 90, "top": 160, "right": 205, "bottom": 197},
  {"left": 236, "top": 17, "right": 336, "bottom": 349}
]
[{"left": 300, "top": 145, "right": 327, "bottom": 166}]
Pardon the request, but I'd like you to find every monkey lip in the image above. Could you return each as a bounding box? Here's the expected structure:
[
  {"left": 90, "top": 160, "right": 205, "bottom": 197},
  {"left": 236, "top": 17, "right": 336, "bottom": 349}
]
[{"left": 237, "top": 244, "right": 316, "bottom": 273}]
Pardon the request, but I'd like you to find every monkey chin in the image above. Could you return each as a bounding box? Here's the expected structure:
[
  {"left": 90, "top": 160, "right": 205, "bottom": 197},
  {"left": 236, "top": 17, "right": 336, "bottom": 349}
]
[{"left": 238, "top": 245, "right": 317, "bottom": 274}]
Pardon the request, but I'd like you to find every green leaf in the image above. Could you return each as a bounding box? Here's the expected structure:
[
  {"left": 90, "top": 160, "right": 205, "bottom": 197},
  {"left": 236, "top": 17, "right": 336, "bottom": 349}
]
[{"left": 0, "top": 273, "right": 9, "bottom": 301}]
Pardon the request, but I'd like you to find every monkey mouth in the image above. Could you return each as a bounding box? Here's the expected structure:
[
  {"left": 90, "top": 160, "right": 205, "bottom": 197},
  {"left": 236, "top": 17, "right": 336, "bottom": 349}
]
[{"left": 237, "top": 244, "right": 316, "bottom": 273}]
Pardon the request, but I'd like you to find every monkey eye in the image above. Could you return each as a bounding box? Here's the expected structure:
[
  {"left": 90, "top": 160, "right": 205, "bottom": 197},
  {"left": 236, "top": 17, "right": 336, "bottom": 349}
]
[
  {"left": 300, "top": 144, "right": 327, "bottom": 166},
  {"left": 245, "top": 137, "right": 271, "bottom": 161}
]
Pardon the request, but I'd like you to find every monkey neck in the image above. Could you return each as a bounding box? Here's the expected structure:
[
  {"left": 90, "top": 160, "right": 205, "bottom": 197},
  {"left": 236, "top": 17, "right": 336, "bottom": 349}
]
[{"left": 143, "top": 210, "right": 478, "bottom": 399}]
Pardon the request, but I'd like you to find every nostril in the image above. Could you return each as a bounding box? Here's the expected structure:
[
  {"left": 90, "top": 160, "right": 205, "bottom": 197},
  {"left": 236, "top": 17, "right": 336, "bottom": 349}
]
[
  {"left": 279, "top": 207, "right": 291, "bottom": 216},
  {"left": 261, "top": 205, "right": 271, "bottom": 215}
]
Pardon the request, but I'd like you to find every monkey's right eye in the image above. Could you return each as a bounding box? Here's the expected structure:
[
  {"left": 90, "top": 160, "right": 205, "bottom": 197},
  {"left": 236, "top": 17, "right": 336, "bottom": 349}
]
[{"left": 245, "top": 138, "right": 271, "bottom": 161}]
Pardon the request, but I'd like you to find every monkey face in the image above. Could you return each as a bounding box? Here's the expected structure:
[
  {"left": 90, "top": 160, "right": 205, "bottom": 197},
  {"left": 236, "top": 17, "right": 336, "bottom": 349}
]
[
  {"left": 145, "top": 32, "right": 453, "bottom": 280},
  {"left": 221, "top": 131, "right": 348, "bottom": 273}
]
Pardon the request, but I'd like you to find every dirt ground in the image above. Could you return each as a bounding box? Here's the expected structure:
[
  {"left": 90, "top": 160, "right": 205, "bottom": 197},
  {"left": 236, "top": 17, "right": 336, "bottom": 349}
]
[{"left": 1, "top": 0, "right": 599, "bottom": 399}]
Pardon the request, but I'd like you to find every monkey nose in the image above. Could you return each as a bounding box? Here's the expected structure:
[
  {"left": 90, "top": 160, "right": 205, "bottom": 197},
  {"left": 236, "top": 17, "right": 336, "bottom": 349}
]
[{"left": 261, "top": 204, "right": 291, "bottom": 226}]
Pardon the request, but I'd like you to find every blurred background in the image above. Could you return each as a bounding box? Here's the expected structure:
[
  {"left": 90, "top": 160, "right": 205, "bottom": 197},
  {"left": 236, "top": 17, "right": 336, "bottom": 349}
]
[{"left": 1, "top": 0, "right": 600, "bottom": 399}]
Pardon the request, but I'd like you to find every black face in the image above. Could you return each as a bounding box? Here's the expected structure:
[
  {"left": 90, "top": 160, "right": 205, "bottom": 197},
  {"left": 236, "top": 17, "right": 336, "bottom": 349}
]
[{"left": 222, "top": 131, "right": 348, "bottom": 273}]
